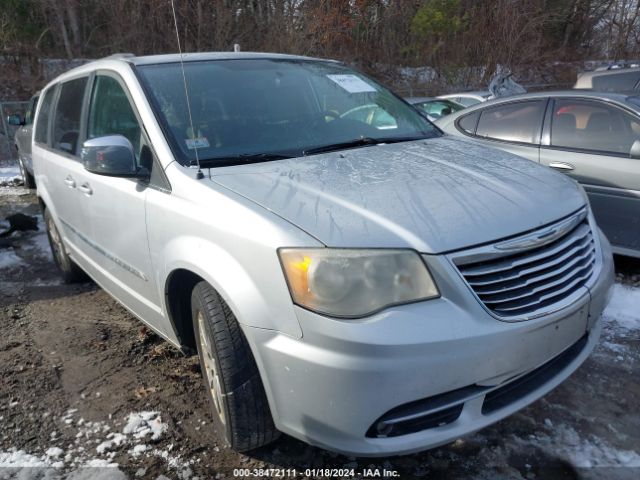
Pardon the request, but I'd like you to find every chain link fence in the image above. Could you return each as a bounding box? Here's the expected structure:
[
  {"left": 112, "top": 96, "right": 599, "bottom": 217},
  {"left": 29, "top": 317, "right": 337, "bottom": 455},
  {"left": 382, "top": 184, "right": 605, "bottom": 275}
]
[{"left": 0, "top": 101, "right": 29, "bottom": 163}]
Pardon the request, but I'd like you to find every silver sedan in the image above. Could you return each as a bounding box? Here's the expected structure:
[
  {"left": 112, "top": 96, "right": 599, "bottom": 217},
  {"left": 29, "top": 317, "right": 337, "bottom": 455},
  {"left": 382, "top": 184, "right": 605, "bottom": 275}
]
[{"left": 436, "top": 90, "right": 640, "bottom": 259}]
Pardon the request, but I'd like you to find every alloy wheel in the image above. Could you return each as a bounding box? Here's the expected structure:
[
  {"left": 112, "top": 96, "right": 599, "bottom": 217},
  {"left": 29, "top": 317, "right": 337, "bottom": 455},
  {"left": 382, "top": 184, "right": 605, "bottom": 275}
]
[{"left": 197, "top": 311, "right": 226, "bottom": 425}]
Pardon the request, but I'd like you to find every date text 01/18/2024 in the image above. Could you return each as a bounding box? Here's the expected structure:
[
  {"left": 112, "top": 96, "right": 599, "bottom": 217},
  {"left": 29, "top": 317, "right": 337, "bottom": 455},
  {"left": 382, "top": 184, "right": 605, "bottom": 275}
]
[{"left": 232, "top": 468, "right": 401, "bottom": 478}]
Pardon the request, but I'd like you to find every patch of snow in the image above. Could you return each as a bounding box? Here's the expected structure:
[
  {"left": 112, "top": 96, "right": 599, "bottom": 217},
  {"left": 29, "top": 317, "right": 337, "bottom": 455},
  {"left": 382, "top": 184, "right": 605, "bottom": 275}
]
[
  {"left": 0, "top": 186, "right": 31, "bottom": 196},
  {"left": 129, "top": 444, "right": 147, "bottom": 457},
  {"left": 66, "top": 467, "right": 127, "bottom": 480},
  {"left": 1, "top": 410, "right": 183, "bottom": 478},
  {"left": 515, "top": 424, "right": 640, "bottom": 468},
  {"left": 0, "top": 249, "right": 24, "bottom": 269},
  {"left": 0, "top": 166, "right": 21, "bottom": 185},
  {"left": 600, "top": 341, "right": 627, "bottom": 354},
  {"left": 83, "top": 458, "right": 119, "bottom": 468},
  {"left": 96, "top": 433, "right": 127, "bottom": 454},
  {"left": 46, "top": 447, "right": 64, "bottom": 459},
  {"left": 603, "top": 284, "right": 640, "bottom": 331},
  {"left": 74, "top": 419, "right": 109, "bottom": 441},
  {"left": 23, "top": 230, "right": 54, "bottom": 260},
  {"left": 123, "top": 411, "right": 167, "bottom": 441},
  {"left": 151, "top": 448, "right": 195, "bottom": 473},
  {"left": 0, "top": 448, "right": 51, "bottom": 467}
]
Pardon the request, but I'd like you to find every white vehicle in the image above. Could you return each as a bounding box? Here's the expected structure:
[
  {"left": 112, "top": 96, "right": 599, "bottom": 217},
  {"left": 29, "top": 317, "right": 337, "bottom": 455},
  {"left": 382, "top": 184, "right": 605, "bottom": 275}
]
[{"left": 33, "top": 53, "right": 613, "bottom": 456}]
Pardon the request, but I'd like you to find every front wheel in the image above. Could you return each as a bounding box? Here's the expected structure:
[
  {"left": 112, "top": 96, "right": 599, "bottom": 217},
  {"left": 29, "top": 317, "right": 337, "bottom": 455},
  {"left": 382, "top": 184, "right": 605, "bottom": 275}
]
[
  {"left": 191, "top": 281, "right": 279, "bottom": 451},
  {"left": 44, "top": 208, "right": 84, "bottom": 283}
]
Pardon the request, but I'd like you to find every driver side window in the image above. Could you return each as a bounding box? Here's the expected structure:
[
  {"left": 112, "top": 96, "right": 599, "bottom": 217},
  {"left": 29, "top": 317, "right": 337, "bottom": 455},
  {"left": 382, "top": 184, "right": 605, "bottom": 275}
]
[{"left": 88, "top": 75, "right": 142, "bottom": 162}]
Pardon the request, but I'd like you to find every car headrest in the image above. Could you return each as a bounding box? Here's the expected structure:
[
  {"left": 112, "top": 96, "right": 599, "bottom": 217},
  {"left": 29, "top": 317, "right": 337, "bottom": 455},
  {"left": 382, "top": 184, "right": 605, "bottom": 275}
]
[
  {"left": 586, "top": 112, "right": 612, "bottom": 132},
  {"left": 554, "top": 113, "right": 576, "bottom": 133}
]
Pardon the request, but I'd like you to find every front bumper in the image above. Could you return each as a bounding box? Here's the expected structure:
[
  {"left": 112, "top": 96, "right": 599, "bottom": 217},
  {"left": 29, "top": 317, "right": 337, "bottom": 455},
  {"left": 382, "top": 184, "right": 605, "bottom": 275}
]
[{"left": 247, "top": 229, "right": 614, "bottom": 456}]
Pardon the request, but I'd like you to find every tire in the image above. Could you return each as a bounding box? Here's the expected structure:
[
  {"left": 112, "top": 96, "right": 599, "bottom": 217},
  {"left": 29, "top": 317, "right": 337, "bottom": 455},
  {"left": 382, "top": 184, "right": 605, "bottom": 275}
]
[
  {"left": 43, "top": 208, "right": 85, "bottom": 283},
  {"left": 18, "top": 156, "right": 36, "bottom": 189},
  {"left": 191, "top": 281, "right": 279, "bottom": 451}
]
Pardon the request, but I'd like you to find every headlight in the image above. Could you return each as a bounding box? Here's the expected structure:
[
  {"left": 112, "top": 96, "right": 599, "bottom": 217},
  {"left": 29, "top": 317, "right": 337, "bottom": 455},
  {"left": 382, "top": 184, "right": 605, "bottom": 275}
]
[{"left": 278, "top": 249, "right": 439, "bottom": 318}]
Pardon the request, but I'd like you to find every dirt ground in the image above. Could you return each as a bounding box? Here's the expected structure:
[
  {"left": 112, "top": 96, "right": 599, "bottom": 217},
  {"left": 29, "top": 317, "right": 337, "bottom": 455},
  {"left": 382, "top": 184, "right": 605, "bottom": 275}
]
[{"left": 1, "top": 179, "right": 639, "bottom": 480}]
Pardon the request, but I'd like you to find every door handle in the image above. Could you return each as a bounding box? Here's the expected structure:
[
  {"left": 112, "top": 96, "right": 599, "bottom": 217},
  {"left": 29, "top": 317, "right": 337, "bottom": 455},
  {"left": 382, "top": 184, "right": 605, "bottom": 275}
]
[
  {"left": 78, "top": 183, "right": 93, "bottom": 196},
  {"left": 549, "top": 162, "right": 575, "bottom": 171},
  {"left": 64, "top": 176, "right": 76, "bottom": 188}
]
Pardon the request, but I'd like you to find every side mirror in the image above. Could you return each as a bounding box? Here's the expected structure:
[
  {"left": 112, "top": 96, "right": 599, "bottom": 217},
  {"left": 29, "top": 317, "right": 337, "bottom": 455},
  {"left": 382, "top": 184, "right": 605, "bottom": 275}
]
[
  {"left": 631, "top": 139, "right": 640, "bottom": 159},
  {"left": 7, "top": 114, "right": 25, "bottom": 126},
  {"left": 81, "top": 135, "right": 142, "bottom": 177}
]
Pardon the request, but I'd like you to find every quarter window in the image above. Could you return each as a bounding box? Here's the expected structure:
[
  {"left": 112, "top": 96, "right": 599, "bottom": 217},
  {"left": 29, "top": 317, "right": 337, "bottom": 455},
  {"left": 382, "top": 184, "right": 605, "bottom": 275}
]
[
  {"left": 457, "top": 112, "right": 479, "bottom": 134},
  {"left": 34, "top": 87, "right": 56, "bottom": 145},
  {"left": 476, "top": 100, "right": 545, "bottom": 144},
  {"left": 88, "top": 75, "right": 142, "bottom": 159},
  {"left": 550, "top": 99, "right": 640, "bottom": 155},
  {"left": 52, "top": 77, "right": 88, "bottom": 155}
]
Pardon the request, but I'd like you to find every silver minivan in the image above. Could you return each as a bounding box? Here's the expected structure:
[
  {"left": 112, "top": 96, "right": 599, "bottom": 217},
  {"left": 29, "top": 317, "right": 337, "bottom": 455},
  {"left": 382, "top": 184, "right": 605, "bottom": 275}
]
[{"left": 33, "top": 53, "right": 614, "bottom": 456}]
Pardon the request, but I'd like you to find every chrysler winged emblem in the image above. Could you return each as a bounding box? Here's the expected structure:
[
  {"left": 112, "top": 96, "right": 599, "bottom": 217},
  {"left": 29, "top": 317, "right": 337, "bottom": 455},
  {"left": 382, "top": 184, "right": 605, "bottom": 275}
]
[{"left": 494, "top": 209, "right": 587, "bottom": 252}]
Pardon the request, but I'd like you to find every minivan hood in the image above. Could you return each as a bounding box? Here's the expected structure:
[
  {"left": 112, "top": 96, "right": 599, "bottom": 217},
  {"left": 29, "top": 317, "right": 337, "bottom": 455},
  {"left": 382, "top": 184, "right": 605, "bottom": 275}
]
[{"left": 209, "top": 137, "right": 585, "bottom": 253}]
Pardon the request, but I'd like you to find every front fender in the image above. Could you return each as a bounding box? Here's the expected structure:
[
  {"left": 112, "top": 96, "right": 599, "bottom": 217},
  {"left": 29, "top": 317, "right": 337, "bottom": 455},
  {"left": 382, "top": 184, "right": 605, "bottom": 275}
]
[{"left": 160, "top": 236, "right": 303, "bottom": 339}]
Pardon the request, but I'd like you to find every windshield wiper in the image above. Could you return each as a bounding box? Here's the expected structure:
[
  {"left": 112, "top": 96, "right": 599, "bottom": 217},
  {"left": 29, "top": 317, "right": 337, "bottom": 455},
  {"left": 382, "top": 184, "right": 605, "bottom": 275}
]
[
  {"left": 303, "top": 136, "right": 428, "bottom": 156},
  {"left": 192, "top": 153, "right": 292, "bottom": 168}
]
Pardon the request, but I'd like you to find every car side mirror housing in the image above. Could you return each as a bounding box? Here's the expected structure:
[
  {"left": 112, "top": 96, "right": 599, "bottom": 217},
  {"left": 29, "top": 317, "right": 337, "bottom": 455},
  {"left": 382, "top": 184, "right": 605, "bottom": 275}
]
[
  {"left": 630, "top": 139, "right": 640, "bottom": 159},
  {"left": 7, "top": 114, "right": 25, "bottom": 126},
  {"left": 81, "top": 135, "right": 144, "bottom": 177}
]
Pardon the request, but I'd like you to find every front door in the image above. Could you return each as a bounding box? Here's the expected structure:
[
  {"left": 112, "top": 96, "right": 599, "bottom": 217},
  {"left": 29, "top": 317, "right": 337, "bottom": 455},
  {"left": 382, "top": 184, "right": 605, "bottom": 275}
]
[
  {"left": 468, "top": 99, "right": 546, "bottom": 163},
  {"left": 80, "top": 72, "right": 170, "bottom": 335}
]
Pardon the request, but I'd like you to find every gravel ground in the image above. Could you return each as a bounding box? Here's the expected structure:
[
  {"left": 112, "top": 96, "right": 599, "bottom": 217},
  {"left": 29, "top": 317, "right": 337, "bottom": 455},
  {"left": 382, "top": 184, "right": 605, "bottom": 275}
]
[{"left": 1, "top": 170, "right": 639, "bottom": 480}]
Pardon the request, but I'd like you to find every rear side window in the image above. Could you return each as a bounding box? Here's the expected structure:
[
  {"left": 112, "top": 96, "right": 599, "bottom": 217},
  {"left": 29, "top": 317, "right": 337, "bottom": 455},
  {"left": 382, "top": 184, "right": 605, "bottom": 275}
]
[
  {"left": 551, "top": 98, "right": 640, "bottom": 155},
  {"left": 457, "top": 111, "right": 479, "bottom": 134},
  {"left": 476, "top": 100, "right": 545, "bottom": 144},
  {"left": 52, "top": 77, "right": 89, "bottom": 155},
  {"left": 34, "top": 87, "right": 56, "bottom": 145}
]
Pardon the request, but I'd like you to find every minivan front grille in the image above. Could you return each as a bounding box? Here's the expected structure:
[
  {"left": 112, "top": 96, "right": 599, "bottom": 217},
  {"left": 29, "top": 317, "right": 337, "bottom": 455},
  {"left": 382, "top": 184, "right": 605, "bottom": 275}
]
[{"left": 454, "top": 213, "right": 596, "bottom": 318}]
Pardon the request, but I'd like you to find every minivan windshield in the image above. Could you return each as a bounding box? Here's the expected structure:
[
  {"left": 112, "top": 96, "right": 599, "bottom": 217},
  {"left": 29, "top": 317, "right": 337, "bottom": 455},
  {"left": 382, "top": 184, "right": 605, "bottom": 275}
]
[{"left": 136, "top": 59, "right": 440, "bottom": 166}]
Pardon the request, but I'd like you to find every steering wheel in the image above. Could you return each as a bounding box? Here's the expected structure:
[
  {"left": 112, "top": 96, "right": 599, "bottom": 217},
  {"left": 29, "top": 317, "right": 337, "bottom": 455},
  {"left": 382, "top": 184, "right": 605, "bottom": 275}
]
[
  {"left": 304, "top": 110, "right": 339, "bottom": 128},
  {"left": 320, "top": 110, "right": 339, "bottom": 121}
]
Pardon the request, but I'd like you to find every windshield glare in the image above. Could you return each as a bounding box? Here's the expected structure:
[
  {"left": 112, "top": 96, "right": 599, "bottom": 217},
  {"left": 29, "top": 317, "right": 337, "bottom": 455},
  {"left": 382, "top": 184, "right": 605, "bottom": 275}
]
[{"left": 137, "top": 59, "right": 440, "bottom": 165}]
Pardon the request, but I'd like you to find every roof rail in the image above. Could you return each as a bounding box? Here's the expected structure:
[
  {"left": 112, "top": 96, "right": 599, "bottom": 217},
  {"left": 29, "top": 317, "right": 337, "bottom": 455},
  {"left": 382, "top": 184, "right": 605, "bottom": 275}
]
[{"left": 101, "top": 53, "right": 136, "bottom": 60}]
